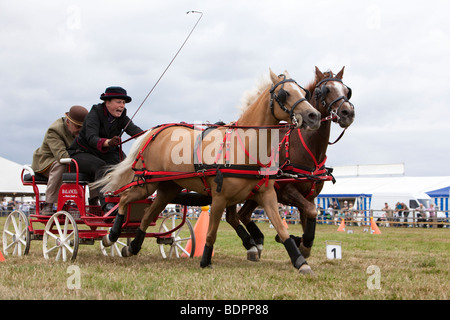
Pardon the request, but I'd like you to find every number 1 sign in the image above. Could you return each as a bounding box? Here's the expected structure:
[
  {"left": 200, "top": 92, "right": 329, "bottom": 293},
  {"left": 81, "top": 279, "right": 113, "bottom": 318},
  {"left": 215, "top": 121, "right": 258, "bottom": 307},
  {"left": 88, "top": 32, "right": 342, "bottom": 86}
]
[{"left": 325, "top": 241, "right": 342, "bottom": 260}]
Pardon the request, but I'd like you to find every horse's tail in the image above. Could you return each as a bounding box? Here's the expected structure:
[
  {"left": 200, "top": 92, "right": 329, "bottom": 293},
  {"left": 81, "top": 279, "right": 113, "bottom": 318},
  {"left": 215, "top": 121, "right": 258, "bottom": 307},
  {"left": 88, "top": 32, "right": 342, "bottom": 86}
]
[{"left": 89, "top": 132, "right": 151, "bottom": 194}]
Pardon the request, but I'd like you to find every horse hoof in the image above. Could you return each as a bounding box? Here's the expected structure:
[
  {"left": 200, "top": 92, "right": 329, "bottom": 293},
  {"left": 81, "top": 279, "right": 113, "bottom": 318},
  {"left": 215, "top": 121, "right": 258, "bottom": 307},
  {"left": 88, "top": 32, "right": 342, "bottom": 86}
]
[
  {"left": 102, "top": 235, "right": 114, "bottom": 248},
  {"left": 298, "top": 264, "right": 314, "bottom": 275},
  {"left": 256, "top": 244, "right": 263, "bottom": 259},
  {"left": 247, "top": 246, "right": 260, "bottom": 262},
  {"left": 299, "top": 243, "right": 311, "bottom": 259},
  {"left": 121, "top": 246, "right": 134, "bottom": 258},
  {"left": 200, "top": 263, "right": 212, "bottom": 269}
]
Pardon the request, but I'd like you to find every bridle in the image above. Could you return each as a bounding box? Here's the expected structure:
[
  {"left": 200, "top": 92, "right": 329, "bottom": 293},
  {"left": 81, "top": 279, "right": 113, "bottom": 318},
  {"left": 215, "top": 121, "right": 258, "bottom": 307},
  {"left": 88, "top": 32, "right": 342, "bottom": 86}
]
[
  {"left": 314, "top": 77, "right": 355, "bottom": 145},
  {"left": 269, "top": 75, "right": 311, "bottom": 127},
  {"left": 314, "top": 77, "right": 354, "bottom": 123}
]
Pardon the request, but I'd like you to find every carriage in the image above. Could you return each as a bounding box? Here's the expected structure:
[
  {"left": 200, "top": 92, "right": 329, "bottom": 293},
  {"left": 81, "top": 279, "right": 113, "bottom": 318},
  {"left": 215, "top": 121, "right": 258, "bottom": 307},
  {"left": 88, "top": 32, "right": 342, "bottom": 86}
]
[
  {"left": 2, "top": 158, "right": 197, "bottom": 262},
  {"left": 2, "top": 67, "right": 354, "bottom": 275}
]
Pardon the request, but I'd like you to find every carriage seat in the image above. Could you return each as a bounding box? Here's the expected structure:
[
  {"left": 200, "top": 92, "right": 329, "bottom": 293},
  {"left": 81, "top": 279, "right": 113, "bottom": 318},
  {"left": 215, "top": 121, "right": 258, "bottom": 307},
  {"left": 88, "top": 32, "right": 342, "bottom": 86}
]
[
  {"left": 23, "top": 173, "right": 49, "bottom": 184},
  {"left": 62, "top": 172, "right": 94, "bottom": 185}
]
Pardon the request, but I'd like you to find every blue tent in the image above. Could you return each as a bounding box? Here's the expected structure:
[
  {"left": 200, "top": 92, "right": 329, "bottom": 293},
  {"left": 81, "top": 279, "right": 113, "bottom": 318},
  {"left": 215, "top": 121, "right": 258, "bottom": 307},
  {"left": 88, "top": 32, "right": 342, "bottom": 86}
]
[
  {"left": 426, "top": 186, "right": 450, "bottom": 197},
  {"left": 426, "top": 186, "right": 450, "bottom": 211}
]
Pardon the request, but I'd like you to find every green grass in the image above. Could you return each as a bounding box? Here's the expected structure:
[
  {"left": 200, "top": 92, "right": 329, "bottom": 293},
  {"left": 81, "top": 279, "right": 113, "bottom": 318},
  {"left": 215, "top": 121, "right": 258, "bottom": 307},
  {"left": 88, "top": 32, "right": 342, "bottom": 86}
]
[{"left": 0, "top": 217, "right": 449, "bottom": 300}]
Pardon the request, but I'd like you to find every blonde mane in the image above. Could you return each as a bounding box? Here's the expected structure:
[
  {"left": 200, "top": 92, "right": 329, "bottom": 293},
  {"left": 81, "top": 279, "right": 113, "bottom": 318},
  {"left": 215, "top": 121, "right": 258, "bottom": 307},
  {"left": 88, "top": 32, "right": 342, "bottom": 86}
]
[{"left": 237, "top": 74, "right": 272, "bottom": 115}]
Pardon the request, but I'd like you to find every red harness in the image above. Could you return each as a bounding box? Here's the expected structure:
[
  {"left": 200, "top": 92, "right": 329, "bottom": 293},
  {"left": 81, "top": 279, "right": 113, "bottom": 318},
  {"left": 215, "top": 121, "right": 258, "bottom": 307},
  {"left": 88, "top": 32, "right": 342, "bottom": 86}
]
[
  {"left": 276, "top": 128, "right": 334, "bottom": 199},
  {"left": 114, "top": 123, "right": 278, "bottom": 200},
  {"left": 113, "top": 122, "right": 334, "bottom": 201}
]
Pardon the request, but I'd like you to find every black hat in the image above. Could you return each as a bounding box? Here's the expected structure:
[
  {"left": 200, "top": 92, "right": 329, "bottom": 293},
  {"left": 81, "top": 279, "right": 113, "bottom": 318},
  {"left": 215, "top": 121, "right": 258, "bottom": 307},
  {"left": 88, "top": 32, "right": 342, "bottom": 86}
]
[{"left": 100, "top": 86, "right": 132, "bottom": 103}]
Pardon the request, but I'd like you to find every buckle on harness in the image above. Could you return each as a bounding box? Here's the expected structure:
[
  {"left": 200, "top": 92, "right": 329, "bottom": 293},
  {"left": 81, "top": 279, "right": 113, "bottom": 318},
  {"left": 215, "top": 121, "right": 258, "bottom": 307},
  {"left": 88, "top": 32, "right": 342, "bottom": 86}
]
[{"left": 133, "top": 171, "right": 147, "bottom": 187}]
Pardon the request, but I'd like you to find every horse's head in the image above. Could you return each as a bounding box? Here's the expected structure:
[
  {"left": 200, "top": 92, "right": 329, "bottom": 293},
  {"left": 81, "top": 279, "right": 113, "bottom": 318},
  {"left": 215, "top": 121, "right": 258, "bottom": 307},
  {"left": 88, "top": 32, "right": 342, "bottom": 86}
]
[
  {"left": 269, "top": 69, "right": 321, "bottom": 130},
  {"left": 313, "top": 66, "right": 355, "bottom": 128}
]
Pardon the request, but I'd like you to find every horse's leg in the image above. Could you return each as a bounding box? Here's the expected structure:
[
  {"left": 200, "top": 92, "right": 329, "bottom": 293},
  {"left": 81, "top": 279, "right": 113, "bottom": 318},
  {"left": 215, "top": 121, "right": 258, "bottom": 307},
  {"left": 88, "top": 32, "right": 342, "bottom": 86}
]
[
  {"left": 122, "top": 182, "right": 183, "bottom": 257},
  {"left": 200, "top": 196, "right": 226, "bottom": 268},
  {"left": 277, "top": 184, "right": 317, "bottom": 258},
  {"left": 255, "top": 187, "right": 312, "bottom": 274},
  {"left": 225, "top": 204, "right": 259, "bottom": 261},
  {"left": 299, "top": 198, "right": 317, "bottom": 258},
  {"left": 102, "top": 186, "right": 150, "bottom": 247},
  {"left": 238, "top": 200, "right": 264, "bottom": 259}
]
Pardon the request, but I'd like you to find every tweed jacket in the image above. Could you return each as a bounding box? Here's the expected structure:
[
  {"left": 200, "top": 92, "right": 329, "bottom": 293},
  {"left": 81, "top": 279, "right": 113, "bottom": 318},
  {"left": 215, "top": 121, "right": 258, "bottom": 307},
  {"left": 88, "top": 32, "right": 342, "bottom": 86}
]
[
  {"left": 31, "top": 117, "right": 74, "bottom": 172},
  {"left": 68, "top": 103, "right": 143, "bottom": 164}
]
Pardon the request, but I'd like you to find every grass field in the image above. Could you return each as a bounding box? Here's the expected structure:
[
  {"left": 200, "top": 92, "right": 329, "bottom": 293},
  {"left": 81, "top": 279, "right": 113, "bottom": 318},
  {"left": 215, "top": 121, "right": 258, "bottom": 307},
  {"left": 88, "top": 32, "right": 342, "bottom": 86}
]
[{"left": 0, "top": 217, "right": 449, "bottom": 300}]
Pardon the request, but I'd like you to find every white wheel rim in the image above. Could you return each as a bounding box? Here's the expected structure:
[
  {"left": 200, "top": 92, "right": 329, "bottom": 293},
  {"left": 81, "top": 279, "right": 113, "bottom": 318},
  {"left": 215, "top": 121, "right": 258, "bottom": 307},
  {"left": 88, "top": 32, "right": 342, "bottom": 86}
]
[
  {"left": 99, "top": 228, "right": 128, "bottom": 257},
  {"left": 158, "top": 213, "right": 193, "bottom": 259},
  {"left": 43, "top": 211, "right": 78, "bottom": 262},
  {"left": 2, "top": 210, "right": 29, "bottom": 256}
]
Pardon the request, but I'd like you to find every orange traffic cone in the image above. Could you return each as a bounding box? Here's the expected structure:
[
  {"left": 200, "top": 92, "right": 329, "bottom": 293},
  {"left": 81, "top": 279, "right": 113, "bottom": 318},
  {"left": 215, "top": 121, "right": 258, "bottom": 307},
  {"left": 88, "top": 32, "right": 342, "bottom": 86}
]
[
  {"left": 282, "top": 217, "right": 289, "bottom": 229},
  {"left": 337, "top": 218, "right": 346, "bottom": 232},
  {"left": 0, "top": 251, "right": 5, "bottom": 262},
  {"left": 183, "top": 206, "right": 213, "bottom": 257},
  {"left": 370, "top": 217, "right": 381, "bottom": 234}
]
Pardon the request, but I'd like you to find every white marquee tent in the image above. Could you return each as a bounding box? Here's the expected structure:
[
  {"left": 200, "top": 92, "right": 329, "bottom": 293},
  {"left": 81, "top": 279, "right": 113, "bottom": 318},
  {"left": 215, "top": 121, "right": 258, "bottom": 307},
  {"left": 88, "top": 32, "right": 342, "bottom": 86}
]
[{"left": 0, "top": 156, "right": 45, "bottom": 198}]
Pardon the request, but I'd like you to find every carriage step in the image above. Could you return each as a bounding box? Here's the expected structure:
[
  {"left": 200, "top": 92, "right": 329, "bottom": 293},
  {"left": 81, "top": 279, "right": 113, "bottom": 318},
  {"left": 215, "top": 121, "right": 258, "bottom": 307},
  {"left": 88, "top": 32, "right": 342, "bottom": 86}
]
[
  {"left": 69, "top": 238, "right": 95, "bottom": 245},
  {"left": 156, "top": 237, "right": 173, "bottom": 245},
  {"left": 31, "top": 234, "right": 43, "bottom": 241}
]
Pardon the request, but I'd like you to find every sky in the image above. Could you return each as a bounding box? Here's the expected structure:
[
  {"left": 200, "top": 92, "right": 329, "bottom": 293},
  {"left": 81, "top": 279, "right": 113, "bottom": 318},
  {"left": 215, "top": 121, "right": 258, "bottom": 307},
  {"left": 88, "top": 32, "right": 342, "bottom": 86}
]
[{"left": 1, "top": 0, "right": 450, "bottom": 177}]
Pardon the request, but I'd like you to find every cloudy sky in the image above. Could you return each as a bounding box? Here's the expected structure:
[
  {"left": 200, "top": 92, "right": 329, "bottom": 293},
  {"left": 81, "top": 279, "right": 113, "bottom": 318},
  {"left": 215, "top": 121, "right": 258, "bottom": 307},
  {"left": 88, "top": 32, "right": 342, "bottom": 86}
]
[{"left": 1, "top": 0, "right": 450, "bottom": 177}]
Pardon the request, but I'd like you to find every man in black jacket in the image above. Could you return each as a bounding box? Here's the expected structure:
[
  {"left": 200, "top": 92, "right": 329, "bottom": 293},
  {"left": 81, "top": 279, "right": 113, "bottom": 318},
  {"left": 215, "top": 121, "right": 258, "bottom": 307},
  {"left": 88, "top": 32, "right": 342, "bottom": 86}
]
[{"left": 68, "top": 86, "right": 144, "bottom": 210}]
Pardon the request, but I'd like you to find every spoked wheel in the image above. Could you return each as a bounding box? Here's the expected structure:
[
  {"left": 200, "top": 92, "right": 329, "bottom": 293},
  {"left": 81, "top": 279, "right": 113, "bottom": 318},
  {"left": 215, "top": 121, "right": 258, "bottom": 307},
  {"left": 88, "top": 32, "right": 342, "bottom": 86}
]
[
  {"left": 2, "top": 210, "right": 31, "bottom": 257},
  {"left": 43, "top": 211, "right": 79, "bottom": 262},
  {"left": 99, "top": 228, "right": 130, "bottom": 257},
  {"left": 158, "top": 212, "right": 196, "bottom": 259}
]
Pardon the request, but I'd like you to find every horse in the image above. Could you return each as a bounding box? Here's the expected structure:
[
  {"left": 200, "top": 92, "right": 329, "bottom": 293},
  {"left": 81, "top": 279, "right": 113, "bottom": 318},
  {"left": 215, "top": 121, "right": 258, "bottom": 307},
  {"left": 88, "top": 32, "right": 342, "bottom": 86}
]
[
  {"left": 92, "top": 69, "right": 322, "bottom": 274},
  {"left": 225, "top": 66, "right": 355, "bottom": 261}
]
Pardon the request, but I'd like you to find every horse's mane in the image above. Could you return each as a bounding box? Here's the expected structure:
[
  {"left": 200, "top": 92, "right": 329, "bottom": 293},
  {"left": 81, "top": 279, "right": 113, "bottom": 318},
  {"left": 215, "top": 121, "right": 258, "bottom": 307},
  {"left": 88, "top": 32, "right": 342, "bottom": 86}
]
[
  {"left": 237, "top": 74, "right": 272, "bottom": 114},
  {"left": 237, "top": 69, "right": 336, "bottom": 113}
]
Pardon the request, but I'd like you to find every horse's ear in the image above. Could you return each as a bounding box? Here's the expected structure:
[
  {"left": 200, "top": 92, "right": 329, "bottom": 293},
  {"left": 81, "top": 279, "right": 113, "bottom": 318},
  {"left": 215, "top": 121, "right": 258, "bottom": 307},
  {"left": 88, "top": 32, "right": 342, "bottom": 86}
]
[
  {"left": 284, "top": 70, "right": 291, "bottom": 79},
  {"left": 315, "top": 66, "right": 324, "bottom": 80},
  {"left": 269, "top": 68, "right": 279, "bottom": 83},
  {"left": 336, "top": 66, "right": 345, "bottom": 79}
]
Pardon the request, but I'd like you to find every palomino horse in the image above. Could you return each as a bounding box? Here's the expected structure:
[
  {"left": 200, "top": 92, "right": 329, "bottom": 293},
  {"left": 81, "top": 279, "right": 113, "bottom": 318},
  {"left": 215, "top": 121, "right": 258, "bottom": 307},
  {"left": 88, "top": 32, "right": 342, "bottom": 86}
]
[
  {"left": 225, "top": 66, "right": 355, "bottom": 261},
  {"left": 93, "top": 69, "right": 321, "bottom": 274}
]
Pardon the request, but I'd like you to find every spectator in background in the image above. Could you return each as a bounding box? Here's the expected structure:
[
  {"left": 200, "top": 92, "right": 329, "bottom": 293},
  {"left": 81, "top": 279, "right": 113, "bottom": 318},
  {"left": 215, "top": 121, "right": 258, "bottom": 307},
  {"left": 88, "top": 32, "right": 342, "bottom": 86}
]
[
  {"left": 400, "top": 202, "right": 409, "bottom": 227},
  {"left": 380, "top": 202, "right": 392, "bottom": 227},
  {"left": 325, "top": 204, "right": 333, "bottom": 224},
  {"left": 333, "top": 202, "right": 340, "bottom": 225},
  {"left": 416, "top": 203, "right": 427, "bottom": 228},
  {"left": 347, "top": 202, "right": 355, "bottom": 226},
  {"left": 428, "top": 203, "right": 437, "bottom": 229},
  {"left": 394, "top": 202, "right": 408, "bottom": 227}
]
